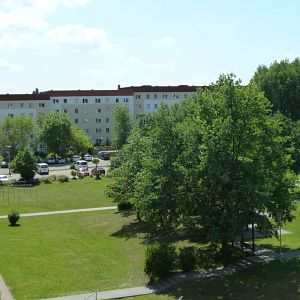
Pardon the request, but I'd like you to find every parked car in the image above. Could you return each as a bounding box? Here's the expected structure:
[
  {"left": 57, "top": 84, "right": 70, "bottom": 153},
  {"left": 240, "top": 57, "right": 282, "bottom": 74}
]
[
  {"left": 83, "top": 154, "right": 93, "bottom": 161},
  {"left": 1, "top": 161, "right": 8, "bottom": 168},
  {"left": 77, "top": 167, "right": 90, "bottom": 177},
  {"left": 75, "top": 160, "right": 88, "bottom": 170},
  {"left": 46, "top": 157, "right": 56, "bottom": 164},
  {"left": 0, "top": 175, "right": 9, "bottom": 182},
  {"left": 91, "top": 166, "right": 106, "bottom": 176},
  {"left": 99, "top": 152, "right": 110, "bottom": 160},
  {"left": 37, "top": 163, "right": 49, "bottom": 175},
  {"left": 72, "top": 155, "right": 80, "bottom": 162},
  {"left": 56, "top": 157, "right": 66, "bottom": 164}
]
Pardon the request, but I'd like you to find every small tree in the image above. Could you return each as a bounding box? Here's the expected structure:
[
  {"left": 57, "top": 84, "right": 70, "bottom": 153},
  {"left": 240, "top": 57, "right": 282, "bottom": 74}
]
[
  {"left": 92, "top": 158, "right": 99, "bottom": 167},
  {"left": 11, "top": 149, "right": 36, "bottom": 180}
]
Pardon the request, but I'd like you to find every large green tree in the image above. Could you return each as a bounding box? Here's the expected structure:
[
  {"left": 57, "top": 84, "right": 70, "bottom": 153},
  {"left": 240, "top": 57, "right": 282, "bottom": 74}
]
[
  {"left": 0, "top": 115, "right": 34, "bottom": 158},
  {"left": 252, "top": 58, "right": 300, "bottom": 121},
  {"left": 69, "top": 126, "right": 93, "bottom": 156},
  {"left": 112, "top": 105, "right": 132, "bottom": 149},
  {"left": 39, "top": 112, "right": 73, "bottom": 156}
]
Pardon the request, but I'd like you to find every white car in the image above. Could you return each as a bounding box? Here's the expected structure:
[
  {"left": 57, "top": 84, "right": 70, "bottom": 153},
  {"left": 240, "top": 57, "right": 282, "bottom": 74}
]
[
  {"left": 46, "top": 157, "right": 56, "bottom": 164},
  {"left": 37, "top": 163, "right": 49, "bottom": 175},
  {"left": 0, "top": 175, "right": 9, "bottom": 182},
  {"left": 72, "top": 155, "right": 80, "bottom": 162},
  {"left": 83, "top": 154, "right": 93, "bottom": 162}
]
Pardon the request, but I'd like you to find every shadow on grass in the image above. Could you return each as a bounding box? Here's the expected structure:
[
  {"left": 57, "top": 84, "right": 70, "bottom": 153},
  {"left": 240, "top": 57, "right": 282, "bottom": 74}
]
[
  {"left": 8, "top": 224, "right": 21, "bottom": 227},
  {"left": 158, "top": 258, "right": 300, "bottom": 300},
  {"left": 257, "top": 242, "right": 300, "bottom": 253}
]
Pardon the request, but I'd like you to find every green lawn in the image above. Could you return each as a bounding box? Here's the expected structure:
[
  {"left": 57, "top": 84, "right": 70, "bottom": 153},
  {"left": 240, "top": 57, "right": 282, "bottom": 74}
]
[
  {"left": 127, "top": 258, "right": 300, "bottom": 300},
  {"left": 256, "top": 201, "right": 300, "bottom": 251},
  {"left": 0, "top": 211, "right": 148, "bottom": 300},
  {"left": 0, "top": 177, "right": 114, "bottom": 215}
]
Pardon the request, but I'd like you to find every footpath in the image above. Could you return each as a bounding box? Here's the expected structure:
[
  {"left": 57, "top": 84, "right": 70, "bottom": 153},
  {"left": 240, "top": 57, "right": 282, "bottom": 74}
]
[{"left": 42, "top": 246, "right": 300, "bottom": 300}]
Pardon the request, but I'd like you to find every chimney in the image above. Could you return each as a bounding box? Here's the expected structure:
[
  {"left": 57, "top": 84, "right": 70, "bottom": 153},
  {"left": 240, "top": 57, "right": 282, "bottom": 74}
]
[{"left": 118, "top": 84, "right": 120, "bottom": 90}]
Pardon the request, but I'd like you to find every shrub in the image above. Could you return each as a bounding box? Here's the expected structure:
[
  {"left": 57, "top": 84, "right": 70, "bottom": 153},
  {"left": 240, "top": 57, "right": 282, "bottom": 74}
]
[
  {"left": 71, "top": 170, "right": 77, "bottom": 179},
  {"left": 11, "top": 149, "right": 36, "bottom": 180},
  {"left": 48, "top": 175, "right": 57, "bottom": 181},
  {"left": 57, "top": 175, "right": 69, "bottom": 183},
  {"left": 144, "top": 243, "right": 176, "bottom": 281},
  {"left": 69, "top": 163, "right": 75, "bottom": 169},
  {"left": 178, "top": 247, "right": 197, "bottom": 272},
  {"left": 117, "top": 202, "right": 132, "bottom": 211},
  {"left": 40, "top": 177, "right": 52, "bottom": 184},
  {"left": 78, "top": 172, "right": 84, "bottom": 179},
  {"left": 8, "top": 212, "right": 20, "bottom": 226}
]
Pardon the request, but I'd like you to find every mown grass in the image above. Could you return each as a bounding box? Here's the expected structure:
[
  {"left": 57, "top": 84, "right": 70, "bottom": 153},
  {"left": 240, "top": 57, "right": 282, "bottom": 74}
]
[
  {"left": 256, "top": 201, "right": 300, "bottom": 251},
  {"left": 127, "top": 258, "right": 300, "bottom": 300},
  {"left": 0, "top": 211, "right": 148, "bottom": 300},
  {"left": 0, "top": 177, "right": 113, "bottom": 214}
]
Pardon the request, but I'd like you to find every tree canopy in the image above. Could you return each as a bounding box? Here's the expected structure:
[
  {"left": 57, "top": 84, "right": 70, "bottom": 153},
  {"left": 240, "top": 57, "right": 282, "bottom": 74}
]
[
  {"left": 108, "top": 74, "right": 295, "bottom": 254},
  {"left": 112, "top": 105, "right": 132, "bottom": 149},
  {"left": 0, "top": 115, "right": 34, "bottom": 159},
  {"left": 252, "top": 58, "right": 300, "bottom": 121}
]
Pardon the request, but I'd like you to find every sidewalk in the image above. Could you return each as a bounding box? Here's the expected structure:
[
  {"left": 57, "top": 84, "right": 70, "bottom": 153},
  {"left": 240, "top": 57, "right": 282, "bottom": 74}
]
[{"left": 0, "top": 206, "right": 117, "bottom": 220}]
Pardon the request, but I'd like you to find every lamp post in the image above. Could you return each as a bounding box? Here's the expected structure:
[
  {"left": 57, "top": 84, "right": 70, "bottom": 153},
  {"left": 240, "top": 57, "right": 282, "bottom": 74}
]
[{"left": 6, "top": 145, "right": 12, "bottom": 177}]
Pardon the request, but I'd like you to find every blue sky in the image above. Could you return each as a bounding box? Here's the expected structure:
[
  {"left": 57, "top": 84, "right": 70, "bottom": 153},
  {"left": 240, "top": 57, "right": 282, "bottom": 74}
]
[{"left": 0, "top": 0, "right": 299, "bottom": 93}]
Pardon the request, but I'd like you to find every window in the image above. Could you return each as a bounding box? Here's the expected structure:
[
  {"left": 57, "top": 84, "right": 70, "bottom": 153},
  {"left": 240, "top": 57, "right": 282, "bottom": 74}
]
[
  {"left": 64, "top": 109, "right": 68, "bottom": 113},
  {"left": 124, "top": 98, "right": 129, "bottom": 102},
  {"left": 139, "top": 104, "right": 142, "bottom": 109},
  {"left": 75, "top": 119, "right": 79, "bottom": 124},
  {"left": 75, "top": 98, "right": 78, "bottom": 104},
  {"left": 106, "top": 128, "right": 109, "bottom": 133},
  {"left": 82, "top": 98, "right": 88, "bottom": 103},
  {"left": 163, "top": 94, "right": 168, "bottom": 99},
  {"left": 20, "top": 103, "right": 24, "bottom": 108},
  {"left": 184, "top": 94, "right": 187, "bottom": 98},
  {"left": 96, "top": 118, "right": 101, "bottom": 123},
  {"left": 83, "top": 108, "right": 88, "bottom": 113},
  {"left": 85, "top": 129, "right": 89, "bottom": 133},
  {"left": 154, "top": 94, "right": 157, "bottom": 99},
  {"left": 146, "top": 94, "right": 150, "bottom": 99},
  {"left": 39, "top": 103, "right": 45, "bottom": 107},
  {"left": 106, "top": 118, "right": 109, "bottom": 123},
  {"left": 8, "top": 113, "right": 14, "bottom": 117},
  {"left": 154, "top": 104, "right": 158, "bottom": 109},
  {"left": 55, "top": 109, "right": 60, "bottom": 112},
  {"left": 52, "top": 99, "right": 55, "bottom": 104},
  {"left": 96, "top": 128, "right": 102, "bottom": 133},
  {"left": 116, "top": 98, "right": 119, "bottom": 103},
  {"left": 83, "top": 118, "right": 88, "bottom": 123},
  {"left": 64, "top": 99, "right": 67, "bottom": 104},
  {"left": 146, "top": 104, "right": 150, "bottom": 109},
  {"left": 8, "top": 103, "right": 13, "bottom": 108},
  {"left": 75, "top": 108, "right": 79, "bottom": 113},
  {"left": 29, "top": 103, "right": 32, "bottom": 108},
  {"left": 95, "top": 98, "right": 101, "bottom": 103},
  {"left": 56, "top": 99, "right": 59, "bottom": 103},
  {"left": 97, "top": 109, "right": 102, "bottom": 113}
]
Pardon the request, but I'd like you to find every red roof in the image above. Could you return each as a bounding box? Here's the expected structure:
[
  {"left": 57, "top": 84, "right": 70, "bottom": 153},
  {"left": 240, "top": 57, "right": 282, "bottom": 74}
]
[
  {"left": 48, "top": 89, "right": 133, "bottom": 97},
  {"left": 118, "top": 85, "right": 200, "bottom": 93},
  {"left": 0, "top": 93, "right": 50, "bottom": 101}
]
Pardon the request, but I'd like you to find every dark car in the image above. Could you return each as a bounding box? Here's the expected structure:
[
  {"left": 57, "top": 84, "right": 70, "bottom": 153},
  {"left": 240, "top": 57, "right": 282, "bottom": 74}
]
[
  {"left": 99, "top": 152, "right": 110, "bottom": 160},
  {"left": 1, "top": 161, "right": 8, "bottom": 168},
  {"left": 91, "top": 166, "right": 106, "bottom": 176}
]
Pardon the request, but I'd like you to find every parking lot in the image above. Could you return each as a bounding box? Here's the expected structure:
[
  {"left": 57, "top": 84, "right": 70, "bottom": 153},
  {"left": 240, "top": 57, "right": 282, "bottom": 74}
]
[{"left": 0, "top": 160, "right": 111, "bottom": 181}]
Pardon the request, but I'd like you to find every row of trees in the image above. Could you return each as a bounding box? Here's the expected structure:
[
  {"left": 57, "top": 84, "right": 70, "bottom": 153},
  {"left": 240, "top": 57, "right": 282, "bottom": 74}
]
[
  {"left": 108, "top": 74, "right": 296, "bottom": 254},
  {"left": 0, "top": 112, "right": 93, "bottom": 161}
]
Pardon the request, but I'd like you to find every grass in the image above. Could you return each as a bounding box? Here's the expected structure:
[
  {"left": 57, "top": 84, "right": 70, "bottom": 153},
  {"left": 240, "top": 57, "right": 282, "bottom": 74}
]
[
  {"left": 0, "top": 211, "right": 148, "bottom": 300},
  {"left": 126, "top": 257, "right": 300, "bottom": 300},
  {"left": 256, "top": 201, "right": 300, "bottom": 252},
  {"left": 0, "top": 177, "right": 114, "bottom": 215}
]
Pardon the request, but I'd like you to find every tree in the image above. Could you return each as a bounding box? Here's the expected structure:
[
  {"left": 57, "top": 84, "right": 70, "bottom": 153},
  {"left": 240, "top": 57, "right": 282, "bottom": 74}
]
[
  {"left": 112, "top": 105, "right": 132, "bottom": 149},
  {"left": 252, "top": 58, "right": 300, "bottom": 121},
  {"left": 0, "top": 115, "right": 34, "bottom": 159},
  {"left": 69, "top": 126, "right": 93, "bottom": 157},
  {"left": 11, "top": 148, "right": 36, "bottom": 180},
  {"left": 39, "top": 112, "right": 73, "bottom": 156},
  {"left": 182, "top": 74, "right": 295, "bottom": 254}
]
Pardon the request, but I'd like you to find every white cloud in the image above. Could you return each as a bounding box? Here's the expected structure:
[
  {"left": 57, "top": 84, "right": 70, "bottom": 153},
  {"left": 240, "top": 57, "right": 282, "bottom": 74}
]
[
  {"left": 0, "top": 32, "right": 41, "bottom": 48},
  {"left": 128, "top": 56, "right": 140, "bottom": 64},
  {"left": 283, "top": 52, "right": 300, "bottom": 61},
  {"left": 0, "top": 12, "right": 46, "bottom": 30},
  {"left": 45, "top": 24, "right": 109, "bottom": 49},
  {"left": 0, "top": 59, "right": 24, "bottom": 71}
]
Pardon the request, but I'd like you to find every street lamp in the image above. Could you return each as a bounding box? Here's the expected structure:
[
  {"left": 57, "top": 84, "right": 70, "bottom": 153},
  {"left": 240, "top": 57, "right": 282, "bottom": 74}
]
[{"left": 6, "top": 145, "right": 12, "bottom": 177}]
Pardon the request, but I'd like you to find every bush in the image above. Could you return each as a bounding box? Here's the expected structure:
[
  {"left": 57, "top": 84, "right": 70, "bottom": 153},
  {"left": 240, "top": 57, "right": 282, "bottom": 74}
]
[
  {"left": 69, "top": 163, "right": 75, "bottom": 169},
  {"left": 57, "top": 175, "right": 69, "bottom": 183},
  {"left": 117, "top": 202, "right": 132, "bottom": 211},
  {"left": 40, "top": 177, "right": 52, "bottom": 184},
  {"left": 8, "top": 212, "right": 20, "bottom": 226},
  {"left": 178, "top": 247, "right": 197, "bottom": 272},
  {"left": 78, "top": 172, "right": 84, "bottom": 179},
  {"left": 71, "top": 170, "right": 77, "bottom": 179},
  {"left": 144, "top": 243, "right": 176, "bottom": 281},
  {"left": 11, "top": 149, "right": 36, "bottom": 180}
]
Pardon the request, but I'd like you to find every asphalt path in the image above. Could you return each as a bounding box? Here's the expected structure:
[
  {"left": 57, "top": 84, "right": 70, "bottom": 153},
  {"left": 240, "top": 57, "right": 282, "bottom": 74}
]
[{"left": 0, "top": 160, "right": 111, "bottom": 181}]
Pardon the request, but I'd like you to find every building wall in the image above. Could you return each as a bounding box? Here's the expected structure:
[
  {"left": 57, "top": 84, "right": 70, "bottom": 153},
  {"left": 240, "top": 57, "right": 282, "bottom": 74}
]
[{"left": 0, "top": 86, "right": 198, "bottom": 144}]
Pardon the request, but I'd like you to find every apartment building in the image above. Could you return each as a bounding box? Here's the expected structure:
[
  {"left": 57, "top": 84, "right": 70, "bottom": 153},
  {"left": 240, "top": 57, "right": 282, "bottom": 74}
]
[{"left": 0, "top": 85, "right": 198, "bottom": 144}]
